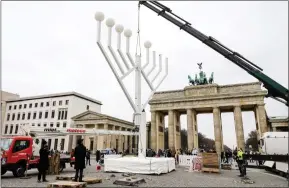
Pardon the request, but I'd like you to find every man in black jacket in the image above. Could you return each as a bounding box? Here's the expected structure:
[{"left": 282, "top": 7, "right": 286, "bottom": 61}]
[
  {"left": 37, "top": 140, "right": 49, "bottom": 183},
  {"left": 74, "top": 139, "right": 86, "bottom": 182}
]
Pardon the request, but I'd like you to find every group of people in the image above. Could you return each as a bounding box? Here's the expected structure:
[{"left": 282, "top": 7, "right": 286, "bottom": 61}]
[{"left": 37, "top": 138, "right": 88, "bottom": 183}]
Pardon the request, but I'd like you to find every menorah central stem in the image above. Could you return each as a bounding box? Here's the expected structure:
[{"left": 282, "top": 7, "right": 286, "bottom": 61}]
[{"left": 135, "top": 55, "right": 146, "bottom": 158}]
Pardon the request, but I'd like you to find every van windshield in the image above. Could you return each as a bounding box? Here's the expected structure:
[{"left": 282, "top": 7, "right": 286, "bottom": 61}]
[{"left": 1, "top": 138, "right": 13, "bottom": 151}]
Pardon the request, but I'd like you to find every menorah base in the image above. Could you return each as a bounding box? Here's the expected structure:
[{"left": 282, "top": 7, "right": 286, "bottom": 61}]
[{"left": 104, "top": 157, "right": 175, "bottom": 175}]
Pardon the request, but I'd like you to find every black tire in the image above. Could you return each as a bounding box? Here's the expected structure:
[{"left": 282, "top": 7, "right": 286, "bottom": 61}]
[
  {"left": 12, "top": 165, "right": 25, "bottom": 177},
  {"left": 1, "top": 169, "right": 7, "bottom": 175}
]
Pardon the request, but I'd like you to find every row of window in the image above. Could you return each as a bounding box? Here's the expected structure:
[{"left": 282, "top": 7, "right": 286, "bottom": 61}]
[
  {"left": 6, "top": 108, "right": 68, "bottom": 121},
  {"left": 3, "top": 122, "right": 67, "bottom": 135},
  {"left": 47, "top": 138, "right": 65, "bottom": 151},
  {"left": 8, "top": 100, "right": 69, "bottom": 110}
]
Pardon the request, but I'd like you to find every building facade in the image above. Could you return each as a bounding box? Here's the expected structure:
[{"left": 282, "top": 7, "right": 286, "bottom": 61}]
[
  {"left": 1, "top": 91, "right": 20, "bottom": 127},
  {"left": 2, "top": 92, "right": 102, "bottom": 152},
  {"left": 268, "top": 116, "right": 288, "bottom": 132}
]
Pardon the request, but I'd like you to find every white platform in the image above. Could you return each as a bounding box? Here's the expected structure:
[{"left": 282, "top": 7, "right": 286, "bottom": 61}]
[{"left": 104, "top": 157, "right": 176, "bottom": 175}]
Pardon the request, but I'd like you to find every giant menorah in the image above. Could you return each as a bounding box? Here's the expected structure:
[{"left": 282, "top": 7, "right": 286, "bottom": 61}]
[{"left": 94, "top": 12, "right": 168, "bottom": 158}]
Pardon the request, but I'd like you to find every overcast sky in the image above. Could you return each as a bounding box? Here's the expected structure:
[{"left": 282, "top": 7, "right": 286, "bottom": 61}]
[{"left": 2, "top": 1, "right": 288, "bottom": 148}]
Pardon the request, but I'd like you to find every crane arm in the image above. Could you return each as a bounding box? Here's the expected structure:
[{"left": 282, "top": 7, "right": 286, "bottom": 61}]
[{"left": 139, "top": 1, "right": 289, "bottom": 106}]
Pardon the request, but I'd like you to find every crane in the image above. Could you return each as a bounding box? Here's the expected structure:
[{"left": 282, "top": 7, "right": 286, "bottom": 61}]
[{"left": 139, "top": 1, "right": 289, "bottom": 106}]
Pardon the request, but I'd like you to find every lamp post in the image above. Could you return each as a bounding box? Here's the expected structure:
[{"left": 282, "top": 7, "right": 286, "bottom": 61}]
[{"left": 95, "top": 12, "right": 168, "bottom": 158}]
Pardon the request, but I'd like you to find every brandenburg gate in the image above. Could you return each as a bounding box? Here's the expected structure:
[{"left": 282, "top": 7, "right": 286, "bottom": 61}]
[{"left": 148, "top": 65, "right": 268, "bottom": 155}]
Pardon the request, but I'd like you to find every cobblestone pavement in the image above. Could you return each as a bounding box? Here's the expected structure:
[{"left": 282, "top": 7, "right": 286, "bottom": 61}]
[{"left": 1, "top": 160, "right": 288, "bottom": 187}]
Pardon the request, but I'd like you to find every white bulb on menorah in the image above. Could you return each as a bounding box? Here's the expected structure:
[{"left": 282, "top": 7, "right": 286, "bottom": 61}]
[{"left": 95, "top": 12, "right": 168, "bottom": 158}]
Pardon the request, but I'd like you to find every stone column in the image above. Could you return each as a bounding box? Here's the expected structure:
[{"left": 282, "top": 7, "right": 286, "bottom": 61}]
[
  {"left": 93, "top": 124, "right": 98, "bottom": 153},
  {"left": 104, "top": 124, "right": 108, "bottom": 148},
  {"left": 129, "top": 135, "right": 133, "bottom": 153},
  {"left": 118, "top": 134, "right": 123, "bottom": 153},
  {"left": 150, "top": 111, "right": 157, "bottom": 151},
  {"left": 111, "top": 126, "right": 116, "bottom": 149},
  {"left": 193, "top": 112, "right": 198, "bottom": 149},
  {"left": 213, "top": 107, "right": 222, "bottom": 155},
  {"left": 156, "top": 112, "right": 161, "bottom": 151},
  {"left": 72, "top": 135, "right": 77, "bottom": 149},
  {"left": 124, "top": 129, "right": 128, "bottom": 152},
  {"left": 234, "top": 106, "right": 245, "bottom": 151},
  {"left": 173, "top": 111, "right": 178, "bottom": 150},
  {"left": 218, "top": 112, "right": 224, "bottom": 151},
  {"left": 168, "top": 110, "right": 175, "bottom": 150},
  {"left": 255, "top": 104, "right": 268, "bottom": 135},
  {"left": 187, "top": 109, "right": 194, "bottom": 151}
]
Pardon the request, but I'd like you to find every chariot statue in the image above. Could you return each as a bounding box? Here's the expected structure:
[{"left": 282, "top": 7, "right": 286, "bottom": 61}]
[{"left": 188, "top": 62, "right": 214, "bottom": 86}]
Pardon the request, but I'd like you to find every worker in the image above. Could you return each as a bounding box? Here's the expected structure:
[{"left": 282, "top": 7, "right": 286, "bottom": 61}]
[
  {"left": 236, "top": 148, "right": 246, "bottom": 177},
  {"left": 73, "top": 139, "right": 86, "bottom": 182},
  {"left": 37, "top": 140, "right": 49, "bottom": 183},
  {"left": 86, "top": 149, "right": 91, "bottom": 166}
]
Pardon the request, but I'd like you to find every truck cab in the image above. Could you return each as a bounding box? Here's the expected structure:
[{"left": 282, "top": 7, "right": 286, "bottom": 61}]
[{"left": 1, "top": 136, "right": 39, "bottom": 177}]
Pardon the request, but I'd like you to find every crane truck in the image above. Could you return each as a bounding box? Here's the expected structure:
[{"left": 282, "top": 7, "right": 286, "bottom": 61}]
[
  {"left": 139, "top": 1, "right": 289, "bottom": 177},
  {"left": 1, "top": 126, "right": 138, "bottom": 177}
]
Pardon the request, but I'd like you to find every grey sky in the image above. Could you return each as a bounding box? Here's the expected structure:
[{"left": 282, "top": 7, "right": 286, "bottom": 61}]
[{"left": 2, "top": 1, "right": 288, "bottom": 148}]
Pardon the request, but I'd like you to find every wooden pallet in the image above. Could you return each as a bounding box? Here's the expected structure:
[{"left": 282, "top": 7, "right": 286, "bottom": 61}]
[
  {"left": 56, "top": 175, "right": 74, "bottom": 181},
  {"left": 47, "top": 181, "right": 87, "bottom": 188},
  {"left": 202, "top": 167, "right": 220, "bottom": 173},
  {"left": 82, "top": 177, "right": 102, "bottom": 184},
  {"left": 113, "top": 177, "right": 146, "bottom": 186}
]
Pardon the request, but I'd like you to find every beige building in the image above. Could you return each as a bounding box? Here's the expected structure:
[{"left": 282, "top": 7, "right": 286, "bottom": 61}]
[
  {"left": 71, "top": 110, "right": 139, "bottom": 154},
  {"left": 1, "top": 91, "right": 20, "bottom": 127},
  {"left": 149, "top": 82, "right": 269, "bottom": 155},
  {"left": 268, "top": 116, "right": 288, "bottom": 132}
]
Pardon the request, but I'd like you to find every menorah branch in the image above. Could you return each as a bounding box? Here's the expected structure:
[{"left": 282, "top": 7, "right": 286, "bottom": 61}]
[
  {"left": 146, "top": 51, "right": 156, "bottom": 77},
  {"left": 142, "top": 57, "right": 168, "bottom": 110},
  {"left": 151, "top": 54, "right": 163, "bottom": 83}
]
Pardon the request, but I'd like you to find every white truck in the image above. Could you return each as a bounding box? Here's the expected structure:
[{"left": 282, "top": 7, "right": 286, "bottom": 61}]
[{"left": 244, "top": 132, "right": 288, "bottom": 178}]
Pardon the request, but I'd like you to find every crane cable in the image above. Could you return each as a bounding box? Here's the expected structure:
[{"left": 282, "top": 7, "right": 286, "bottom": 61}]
[{"left": 135, "top": 3, "right": 142, "bottom": 57}]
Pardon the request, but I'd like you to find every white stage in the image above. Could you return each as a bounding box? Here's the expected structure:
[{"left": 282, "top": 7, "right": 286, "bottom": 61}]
[{"left": 104, "top": 157, "right": 176, "bottom": 175}]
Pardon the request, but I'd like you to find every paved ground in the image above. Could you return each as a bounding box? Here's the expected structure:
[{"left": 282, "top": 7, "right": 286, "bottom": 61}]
[{"left": 1, "top": 160, "right": 288, "bottom": 187}]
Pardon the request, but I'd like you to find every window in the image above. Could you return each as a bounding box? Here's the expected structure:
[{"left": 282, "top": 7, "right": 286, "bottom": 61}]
[
  {"left": 14, "top": 105, "right": 17, "bottom": 110},
  {"left": 54, "top": 139, "right": 58, "bottom": 150},
  {"left": 58, "top": 111, "right": 61, "bottom": 120},
  {"left": 40, "top": 102, "right": 44, "bottom": 107},
  {"left": 22, "top": 113, "right": 25, "bottom": 120},
  {"left": 32, "top": 123, "right": 35, "bottom": 126},
  {"left": 19, "top": 104, "right": 22, "bottom": 109},
  {"left": 61, "top": 111, "right": 64, "bottom": 120},
  {"left": 6, "top": 114, "right": 10, "bottom": 121},
  {"left": 51, "top": 110, "right": 55, "bottom": 118},
  {"left": 24, "top": 104, "right": 27, "bottom": 109},
  {"left": 45, "top": 111, "right": 48, "bottom": 118},
  {"left": 38, "top": 123, "right": 41, "bottom": 127},
  {"left": 27, "top": 112, "right": 31, "bottom": 120},
  {"left": 86, "top": 105, "right": 89, "bottom": 110},
  {"left": 33, "top": 112, "right": 37, "bottom": 119},
  {"left": 56, "top": 122, "right": 60, "bottom": 127},
  {"left": 15, "top": 125, "right": 19, "bottom": 134},
  {"left": 35, "top": 103, "right": 38, "bottom": 108},
  {"left": 4, "top": 125, "right": 8, "bottom": 134},
  {"left": 53, "top": 101, "right": 56, "bottom": 106},
  {"left": 29, "top": 103, "right": 32, "bottom": 108},
  {"left": 39, "top": 112, "right": 42, "bottom": 119},
  {"left": 9, "top": 126, "right": 13, "bottom": 134},
  {"left": 12, "top": 140, "right": 30, "bottom": 153},
  {"left": 48, "top": 139, "right": 52, "bottom": 150},
  {"left": 43, "top": 123, "right": 47, "bottom": 127},
  {"left": 64, "top": 110, "right": 68, "bottom": 119},
  {"left": 17, "top": 113, "right": 20, "bottom": 120},
  {"left": 59, "top": 101, "right": 62, "bottom": 106},
  {"left": 61, "top": 139, "right": 65, "bottom": 150},
  {"left": 46, "top": 102, "right": 49, "bottom": 107},
  {"left": 50, "top": 123, "right": 53, "bottom": 127},
  {"left": 12, "top": 114, "right": 15, "bottom": 121},
  {"left": 65, "top": 100, "right": 69, "bottom": 105},
  {"left": 63, "top": 122, "right": 67, "bottom": 128},
  {"left": 9, "top": 106, "right": 12, "bottom": 110}
]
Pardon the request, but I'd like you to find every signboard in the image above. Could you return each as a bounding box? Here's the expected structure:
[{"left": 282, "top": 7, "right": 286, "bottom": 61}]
[
  {"left": 44, "top": 128, "right": 60, "bottom": 132},
  {"left": 66, "top": 129, "right": 86, "bottom": 133}
]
